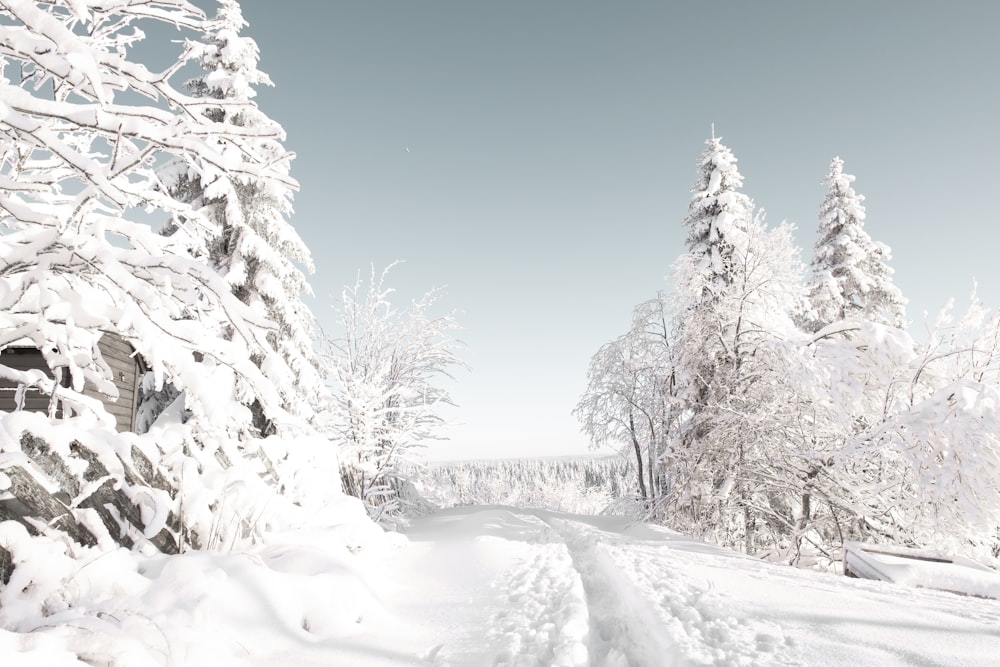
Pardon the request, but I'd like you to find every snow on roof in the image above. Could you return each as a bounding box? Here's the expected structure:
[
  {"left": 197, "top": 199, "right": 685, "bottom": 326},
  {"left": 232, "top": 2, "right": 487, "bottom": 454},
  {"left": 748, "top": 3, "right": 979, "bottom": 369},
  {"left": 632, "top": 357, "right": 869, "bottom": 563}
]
[{"left": 1, "top": 339, "right": 36, "bottom": 350}]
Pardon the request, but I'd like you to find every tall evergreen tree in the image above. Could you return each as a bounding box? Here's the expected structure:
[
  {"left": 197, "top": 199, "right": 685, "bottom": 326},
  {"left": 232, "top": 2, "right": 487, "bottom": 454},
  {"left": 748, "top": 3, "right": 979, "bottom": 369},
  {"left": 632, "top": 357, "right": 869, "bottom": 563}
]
[
  {"left": 664, "top": 134, "right": 812, "bottom": 552},
  {"left": 673, "top": 133, "right": 756, "bottom": 446},
  {"left": 682, "top": 133, "right": 754, "bottom": 300},
  {"left": 807, "top": 157, "right": 906, "bottom": 330},
  {"left": 161, "top": 0, "right": 322, "bottom": 430}
]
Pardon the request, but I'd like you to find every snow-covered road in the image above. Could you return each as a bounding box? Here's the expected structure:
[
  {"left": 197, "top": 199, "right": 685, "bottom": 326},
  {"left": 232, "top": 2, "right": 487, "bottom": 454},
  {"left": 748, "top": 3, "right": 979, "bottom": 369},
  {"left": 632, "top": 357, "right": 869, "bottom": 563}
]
[
  {"left": 8, "top": 504, "right": 999, "bottom": 665},
  {"left": 325, "top": 506, "right": 1000, "bottom": 666}
]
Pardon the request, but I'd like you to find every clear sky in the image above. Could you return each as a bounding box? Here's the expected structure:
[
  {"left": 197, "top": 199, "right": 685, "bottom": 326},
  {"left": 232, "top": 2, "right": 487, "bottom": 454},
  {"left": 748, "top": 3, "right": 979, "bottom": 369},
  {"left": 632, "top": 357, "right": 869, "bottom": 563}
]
[{"left": 230, "top": 1, "right": 999, "bottom": 460}]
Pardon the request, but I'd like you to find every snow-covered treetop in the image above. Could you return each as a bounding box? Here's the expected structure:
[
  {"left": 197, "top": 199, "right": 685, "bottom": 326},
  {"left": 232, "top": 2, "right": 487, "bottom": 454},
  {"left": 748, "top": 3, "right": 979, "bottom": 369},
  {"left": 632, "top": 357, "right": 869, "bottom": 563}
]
[
  {"left": 187, "top": 0, "right": 272, "bottom": 105},
  {"left": 682, "top": 135, "right": 754, "bottom": 295},
  {"left": 808, "top": 157, "right": 906, "bottom": 330}
]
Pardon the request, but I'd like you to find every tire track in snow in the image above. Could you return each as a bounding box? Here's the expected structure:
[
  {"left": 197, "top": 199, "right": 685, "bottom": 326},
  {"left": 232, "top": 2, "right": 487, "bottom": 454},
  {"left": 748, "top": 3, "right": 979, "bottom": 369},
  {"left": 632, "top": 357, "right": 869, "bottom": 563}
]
[
  {"left": 605, "top": 542, "right": 800, "bottom": 666},
  {"left": 489, "top": 515, "right": 590, "bottom": 667},
  {"left": 488, "top": 510, "right": 800, "bottom": 666},
  {"left": 544, "top": 517, "right": 801, "bottom": 667},
  {"left": 542, "top": 517, "right": 690, "bottom": 667}
]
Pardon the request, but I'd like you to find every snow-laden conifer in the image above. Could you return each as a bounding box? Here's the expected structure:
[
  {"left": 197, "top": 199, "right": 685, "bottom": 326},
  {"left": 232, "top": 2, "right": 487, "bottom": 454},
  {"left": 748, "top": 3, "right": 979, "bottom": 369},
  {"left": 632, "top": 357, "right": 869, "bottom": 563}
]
[
  {"left": 0, "top": 0, "right": 287, "bottom": 430},
  {"left": 682, "top": 134, "right": 754, "bottom": 299},
  {"left": 807, "top": 157, "right": 906, "bottom": 330},
  {"left": 161, "top": 0, "right": 322, "bottom": 429}
]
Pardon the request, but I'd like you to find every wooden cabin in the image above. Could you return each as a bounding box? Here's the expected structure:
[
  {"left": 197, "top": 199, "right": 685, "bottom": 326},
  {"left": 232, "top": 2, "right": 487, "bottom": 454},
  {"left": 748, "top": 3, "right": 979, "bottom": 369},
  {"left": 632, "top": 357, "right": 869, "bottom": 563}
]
[{"left": 0, "top": 334, "right": 146, "bottom": 432}]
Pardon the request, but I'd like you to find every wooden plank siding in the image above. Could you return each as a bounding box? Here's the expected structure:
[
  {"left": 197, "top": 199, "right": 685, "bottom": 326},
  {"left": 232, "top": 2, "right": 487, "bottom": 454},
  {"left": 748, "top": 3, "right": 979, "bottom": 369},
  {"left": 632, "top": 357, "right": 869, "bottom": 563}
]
[
  {"left": 85, "top": 336, "right": 144, "bottom": 433},
  {"left": 0, "top": 335, "right": 144, "bottom": 432},
  {"left": 0, "top": 348, "right": 64, "bottom": 415}
]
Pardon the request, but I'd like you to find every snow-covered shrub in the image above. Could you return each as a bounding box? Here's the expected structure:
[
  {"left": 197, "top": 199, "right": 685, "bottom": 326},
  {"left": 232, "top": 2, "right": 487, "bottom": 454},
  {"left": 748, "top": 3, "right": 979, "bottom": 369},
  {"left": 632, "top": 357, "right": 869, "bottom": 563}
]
[{"left": 323, "top": 265, "right": 465, "bottom": 524}]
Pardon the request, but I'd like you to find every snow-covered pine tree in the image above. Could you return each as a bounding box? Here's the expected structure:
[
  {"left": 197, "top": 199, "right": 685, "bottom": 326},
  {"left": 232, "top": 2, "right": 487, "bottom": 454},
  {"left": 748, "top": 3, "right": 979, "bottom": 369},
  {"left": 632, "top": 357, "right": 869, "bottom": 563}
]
[
  {"left": 671, "top": 134, "right": 756, "bottom": 460},
  {"left": 807, "top": 157, "right": 906, "bottom": 330},
  {"left": 682, "top": 133, "right": 755, "bottom": 301},
  {"left": 662, "top": 134, "right": 813, "bottom": 553},
  {"left": 161, "top": 0, "right": 322, "bottom": 432}
]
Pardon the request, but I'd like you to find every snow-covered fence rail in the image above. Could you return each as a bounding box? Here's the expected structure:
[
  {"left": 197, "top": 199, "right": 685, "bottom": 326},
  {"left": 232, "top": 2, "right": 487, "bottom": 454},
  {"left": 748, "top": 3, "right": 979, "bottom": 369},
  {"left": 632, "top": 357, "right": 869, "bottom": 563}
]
[
  {"left": 0, "top": 464, "right": 96, "bottom": 546},
  {"left": 0, "top": 431, "right": 182, "bottom": 557},
  {"left": 843, "top": 541, "right": 1000, "bottom": 599}
]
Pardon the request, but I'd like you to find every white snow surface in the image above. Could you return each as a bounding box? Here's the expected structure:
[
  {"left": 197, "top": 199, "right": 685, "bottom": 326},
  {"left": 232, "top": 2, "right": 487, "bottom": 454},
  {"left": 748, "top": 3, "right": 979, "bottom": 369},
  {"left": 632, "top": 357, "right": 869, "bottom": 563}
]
[{"left": 4, "top": 505, "right": 1000, "bottom": 666}]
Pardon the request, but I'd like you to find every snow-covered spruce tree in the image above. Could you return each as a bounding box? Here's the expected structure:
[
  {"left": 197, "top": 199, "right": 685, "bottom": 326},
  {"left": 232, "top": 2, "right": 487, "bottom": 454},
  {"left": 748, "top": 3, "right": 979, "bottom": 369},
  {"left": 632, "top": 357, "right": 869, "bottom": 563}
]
[
  {"left": 807, "top": 157, "right": 906, "bottom": 330},
  {"left": 682, "top": 134, "right": 754, "bottom": 299},
  {"left": 673, "top": 134, "right": 755, "bottom": 447},
  {"left": 761, "top": 157, "right": 908, "bottom": 563},
  {"left": 668, "top": 134, "right": 756, "bottom": 517},
  {"left": 667, "top": 207, "right": 809, "bottom": 553},
  {"left": 324, "top": 265, "right": 465, "bottom": 523},
  {"left": 0, "top": 0, "right": 283, "bottom": 430},
  {"left": 0, "top": 1, "right": 339, "bottom": 554},
  {"left": 575, "top": 292, "right": 675, "bottom": 502},
  {"left": 658, "top": 135, "right": 815, "bottom": 553},
  {"left": 159, "top": 0, "right": 322, "bottom": 434}
]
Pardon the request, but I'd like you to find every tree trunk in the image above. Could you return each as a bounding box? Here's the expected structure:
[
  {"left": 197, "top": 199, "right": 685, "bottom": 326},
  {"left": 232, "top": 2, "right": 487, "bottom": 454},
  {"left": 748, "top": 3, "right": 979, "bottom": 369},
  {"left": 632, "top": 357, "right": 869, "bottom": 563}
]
[
  {"left": 645, "top": 418, "right": 656, "bottom": 501},
  {"left": 0, "top": 544, "right": 12, "bottom": 586},
  {"left": 628, "top": 411, "right": 648, "bottom": 500}
]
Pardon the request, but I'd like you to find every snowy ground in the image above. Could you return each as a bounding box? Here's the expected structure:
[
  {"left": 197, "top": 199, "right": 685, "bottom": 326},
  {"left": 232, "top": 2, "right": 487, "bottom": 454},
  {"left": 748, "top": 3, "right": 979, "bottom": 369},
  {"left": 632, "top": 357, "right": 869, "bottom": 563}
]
[
  {"left": 350, "top": 507, "right": 1000, "bottom": 666},
  {"left": 5, "top": 505, "right": 1000, "bottom": 665}
]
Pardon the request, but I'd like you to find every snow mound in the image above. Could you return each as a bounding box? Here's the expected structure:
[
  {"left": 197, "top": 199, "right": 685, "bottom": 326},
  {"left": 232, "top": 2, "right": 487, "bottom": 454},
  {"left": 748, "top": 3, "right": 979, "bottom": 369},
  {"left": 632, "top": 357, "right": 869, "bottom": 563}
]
[{"left": 0, "top": 517, "right": 403, "bottom": 665}]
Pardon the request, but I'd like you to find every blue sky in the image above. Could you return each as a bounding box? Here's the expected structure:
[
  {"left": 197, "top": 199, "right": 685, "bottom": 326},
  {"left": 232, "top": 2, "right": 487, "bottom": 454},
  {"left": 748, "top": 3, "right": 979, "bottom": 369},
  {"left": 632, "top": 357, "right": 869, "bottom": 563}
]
[{"left": 230, "top": 1, "right": 999, "bottom": 460}]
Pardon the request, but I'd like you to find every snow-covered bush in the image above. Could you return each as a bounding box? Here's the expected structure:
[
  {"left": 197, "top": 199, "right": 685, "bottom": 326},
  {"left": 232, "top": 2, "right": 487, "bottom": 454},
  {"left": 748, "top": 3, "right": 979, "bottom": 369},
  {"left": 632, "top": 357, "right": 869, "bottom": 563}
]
[{"left": 323, "top": 264, "right": 465, "bottom": 523}]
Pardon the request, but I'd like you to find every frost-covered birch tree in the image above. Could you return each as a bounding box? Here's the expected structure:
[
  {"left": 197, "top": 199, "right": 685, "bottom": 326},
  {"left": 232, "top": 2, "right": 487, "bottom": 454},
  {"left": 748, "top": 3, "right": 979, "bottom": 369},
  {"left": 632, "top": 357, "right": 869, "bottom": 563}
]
[
  {"left": 325, "top": 265, "right": 465, "bottom": 521},
  {"left": 807, "top": 157, "right": 906, "bottom": 330},
  {"left": 832, "top": 294, "right": 1000, "bottom": 561},
  {"left": 575, "top": 292, "right": 676, "bottom": 502},
  {"left": 159, "top": 0, "right": 321, "bottom": 433}
]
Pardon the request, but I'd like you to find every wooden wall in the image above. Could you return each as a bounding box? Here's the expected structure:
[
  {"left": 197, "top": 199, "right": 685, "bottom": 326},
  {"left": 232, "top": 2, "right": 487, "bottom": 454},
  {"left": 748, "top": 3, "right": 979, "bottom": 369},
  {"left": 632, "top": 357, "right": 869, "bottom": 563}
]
[
  {"left": 0, "top": 335, "right": 142, "bottom": 432},
  {"left": 85, "top": 336, "right": 142, "bottom": 433},
  {"left": 0, "top": 348, "right": 59, "bottom": 415}
]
